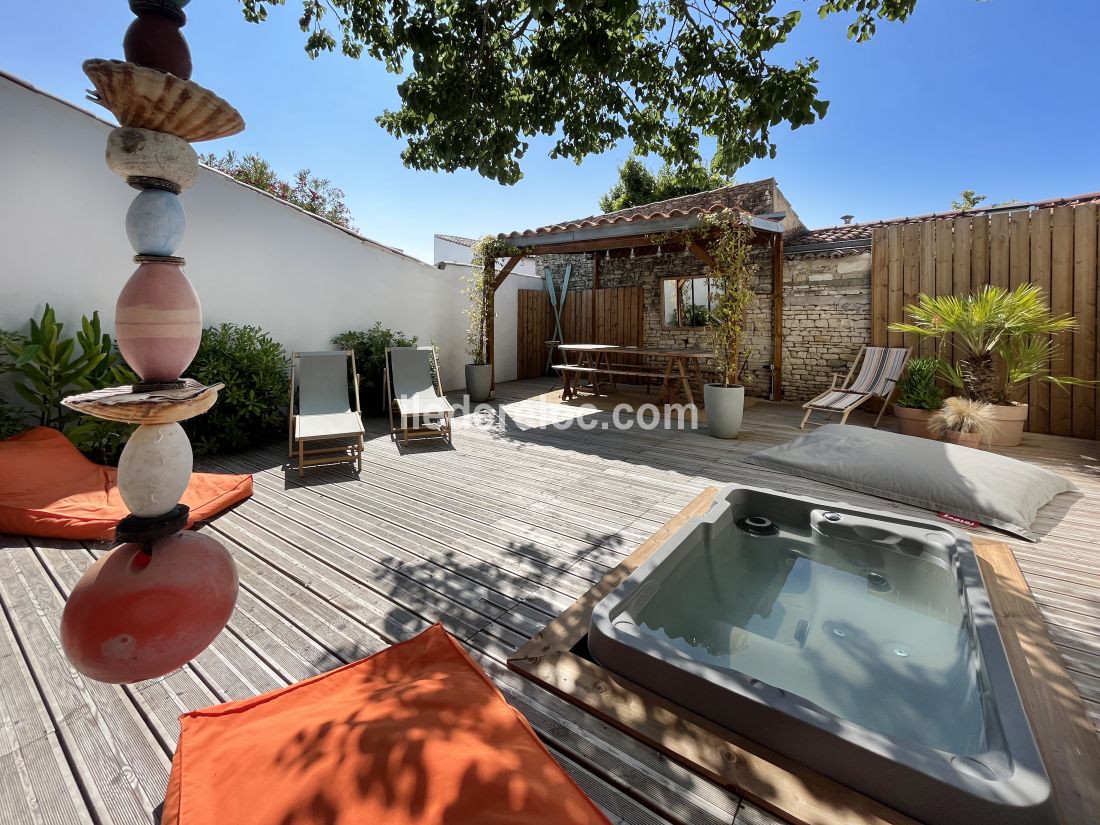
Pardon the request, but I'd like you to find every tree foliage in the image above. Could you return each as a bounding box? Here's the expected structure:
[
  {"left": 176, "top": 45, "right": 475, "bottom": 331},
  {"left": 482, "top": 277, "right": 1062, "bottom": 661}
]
[
  {"left": 951, "top": 189, "right": 986, "bottom": 211},
  {"left": 239, "top": 0, "right": 918, "bottom": 184},
  {"left": 200, "top": 150, "right": 357, "bottom": 229},
  {"left": 599, "top": 155, "right": 732, "bottom": 212}
]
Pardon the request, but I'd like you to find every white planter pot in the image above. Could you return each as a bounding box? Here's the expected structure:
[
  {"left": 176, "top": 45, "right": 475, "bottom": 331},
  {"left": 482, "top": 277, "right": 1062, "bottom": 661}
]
[
  {"left": 704, "top": 384, "right": 745, "bottom": 439},
  {"left": 987, "top": 403, "right": 1028, "bottom": 447},
  {"left": 465, "top": 363, "right": 493, "bottom": 403}
]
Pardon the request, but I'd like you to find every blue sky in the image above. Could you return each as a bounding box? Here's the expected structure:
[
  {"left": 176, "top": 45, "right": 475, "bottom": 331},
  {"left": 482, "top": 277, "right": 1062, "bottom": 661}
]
[{"left": 4, "top": 1, "right": 1098, "bottom": 263}]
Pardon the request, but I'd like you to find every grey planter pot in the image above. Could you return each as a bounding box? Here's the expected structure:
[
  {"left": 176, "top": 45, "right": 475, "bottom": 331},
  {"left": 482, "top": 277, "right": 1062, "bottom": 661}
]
[
  {"left": 465, "top": 363, "right": 493, "bottom": 403},
  {"left": 703, "top": 383, "right": 745, "bottom": 439}
]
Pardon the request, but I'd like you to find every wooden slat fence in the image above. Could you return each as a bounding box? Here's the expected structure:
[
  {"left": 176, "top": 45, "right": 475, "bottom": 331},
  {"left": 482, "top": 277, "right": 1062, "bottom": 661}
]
[
  {"left": 871, "top": 206, "right": 1099, "bottom": 438},
  {"left": 516, "top": 287, "right": 644, "bottom": 380}
]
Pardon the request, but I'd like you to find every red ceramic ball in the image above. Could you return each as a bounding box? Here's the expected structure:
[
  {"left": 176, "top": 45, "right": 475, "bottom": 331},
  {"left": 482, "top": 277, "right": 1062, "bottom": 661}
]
[
  {"left": 123, "top": 13, "right": 192, "bottom": 79},
  {"left": 115, "top": 261, "right": 202, "bottom": 383},
  {"left": 60, "top": 532, "right": 238, "bottom": 684}
]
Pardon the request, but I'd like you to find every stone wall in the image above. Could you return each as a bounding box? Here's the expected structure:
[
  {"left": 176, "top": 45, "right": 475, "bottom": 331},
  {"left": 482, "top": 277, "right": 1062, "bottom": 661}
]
[
  {"left": 781, "top": 251, "right": 872, "bottom": 402},
  {"left": 535, "top": 247, "right": 872, "bottom": 402}
]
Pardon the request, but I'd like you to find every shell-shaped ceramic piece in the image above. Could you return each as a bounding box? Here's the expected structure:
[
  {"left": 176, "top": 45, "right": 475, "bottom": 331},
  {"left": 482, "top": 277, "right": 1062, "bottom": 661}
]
[
  {"left": 116, "top": 261, "right": 202, "bottom": 382},
  {"left": 126, "top": 189, "right": 186, "bottom": 256},
  {"left": 83, "top": 59, "right": 244, "bottom": 143},
  {"left": 117, "top": 422, "right": 193, "bottom": 517},
  {"left": 106, "top": 127, "right": 199, "bottom": 189}
]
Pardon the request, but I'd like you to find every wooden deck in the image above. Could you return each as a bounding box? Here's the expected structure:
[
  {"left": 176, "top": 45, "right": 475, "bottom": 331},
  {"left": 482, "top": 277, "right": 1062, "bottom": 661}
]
[{"left": 1, "top": 376, "right": 1097, "bottom": 825}]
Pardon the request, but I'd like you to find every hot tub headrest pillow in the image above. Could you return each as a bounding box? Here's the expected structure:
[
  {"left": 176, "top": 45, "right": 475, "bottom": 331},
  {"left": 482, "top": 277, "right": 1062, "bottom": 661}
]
[{"left": 742, "top": 424, "right": 1076, "bottom": 541}]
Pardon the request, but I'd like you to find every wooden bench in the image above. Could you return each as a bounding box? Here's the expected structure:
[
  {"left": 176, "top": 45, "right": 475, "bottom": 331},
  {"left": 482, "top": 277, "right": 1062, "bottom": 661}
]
[{"left": 552, "top": 364, "right": 669, "bottom": 399}]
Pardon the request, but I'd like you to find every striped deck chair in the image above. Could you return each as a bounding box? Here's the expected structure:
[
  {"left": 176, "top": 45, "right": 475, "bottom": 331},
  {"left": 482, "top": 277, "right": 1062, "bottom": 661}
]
[{"left": 800, "top": 346, "right": 912, "bottom": 429}]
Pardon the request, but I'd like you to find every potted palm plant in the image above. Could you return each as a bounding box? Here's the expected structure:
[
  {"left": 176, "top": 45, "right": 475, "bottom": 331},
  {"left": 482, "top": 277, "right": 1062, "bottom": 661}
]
[
  {"left": 700, "top": 215, "right": 755, "bottom": 439},
  {"left": 889, "top": 284, "right": 1086, "bottom": 446},
  {"left": 930, "top": 397, "right": 997, "bottom": 448},
  {"left": 893, "top": 357, "right": 944, "bottom": 439}
]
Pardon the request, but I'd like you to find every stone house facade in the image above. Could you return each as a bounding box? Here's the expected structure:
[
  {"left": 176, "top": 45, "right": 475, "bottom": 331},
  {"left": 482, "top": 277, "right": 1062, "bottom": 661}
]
[
  {"left": 536, "top": 245, "right": 872, "bottom": 403},
  {"left": 504, "top": 177, "right": 877, "bottom": 403}
]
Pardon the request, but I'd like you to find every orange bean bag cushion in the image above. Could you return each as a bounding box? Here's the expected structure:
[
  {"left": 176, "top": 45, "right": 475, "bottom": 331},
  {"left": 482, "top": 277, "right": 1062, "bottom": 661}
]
[
  {"left": 0, "top": 427, "right": 252, "bottom": 540},
  {"left": 161, "top": 624, "right": 609, "bottom": 825}
]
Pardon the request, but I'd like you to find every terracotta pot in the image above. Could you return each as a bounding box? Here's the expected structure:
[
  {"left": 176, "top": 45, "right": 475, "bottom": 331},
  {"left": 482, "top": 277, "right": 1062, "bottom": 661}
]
[
  {"left": 987, "top": 403, "right": 1029, "bottom": 447},
  {"left": 60, "top": 531, "right": 238, "bottom": 683},
  {"left": 123, "top": 13, "right": 192, "bottom": 79},
  {"left": 115, "top": 261, "right": 201, "bottom": 382},
  {"left": 945, "top": 430, "right": 981, "bottom": 449},
  {"left": 893, "top": 405, "right": 939, "bottom": 439}
]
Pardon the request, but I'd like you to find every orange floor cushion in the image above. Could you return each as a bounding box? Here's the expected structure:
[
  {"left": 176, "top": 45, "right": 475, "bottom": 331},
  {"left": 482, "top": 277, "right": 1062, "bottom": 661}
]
[
  {"left": 161, "top": 624, "right": 610, "bottom": 825},
  {"left": 0, "top": 427, "right": 252, "bottom": 540}
]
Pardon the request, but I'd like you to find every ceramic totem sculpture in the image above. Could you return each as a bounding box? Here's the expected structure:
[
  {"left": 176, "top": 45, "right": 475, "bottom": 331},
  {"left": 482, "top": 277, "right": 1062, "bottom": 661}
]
[{"left": 59, "top": 0, "right": 244, "bottom": 684}]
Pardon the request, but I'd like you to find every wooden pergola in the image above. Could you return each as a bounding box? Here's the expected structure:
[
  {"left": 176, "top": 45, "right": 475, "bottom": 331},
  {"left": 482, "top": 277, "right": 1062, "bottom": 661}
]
[{"left": 487, "top": 211, "right": 787, "bottom": 400}]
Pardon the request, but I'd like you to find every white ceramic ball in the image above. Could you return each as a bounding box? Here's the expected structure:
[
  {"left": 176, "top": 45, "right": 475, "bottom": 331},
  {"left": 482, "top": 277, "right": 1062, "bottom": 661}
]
[
  {"left": 126, "top": 189, "right": 186, "bottom": 256},
  {"left": 117, "top": 423, "right": 193, "bottom": 518}
]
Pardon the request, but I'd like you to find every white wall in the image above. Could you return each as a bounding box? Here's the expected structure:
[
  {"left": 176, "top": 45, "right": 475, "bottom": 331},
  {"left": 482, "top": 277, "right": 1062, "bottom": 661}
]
[
  {"left": 434, "top": 234, "right": 538, "bottom": 277},
  {"left": 0, "top": 73, "right": 531, "bottom": 393},
  {"left": 434, "top": 261, "right": 541, "bottom": 384}
]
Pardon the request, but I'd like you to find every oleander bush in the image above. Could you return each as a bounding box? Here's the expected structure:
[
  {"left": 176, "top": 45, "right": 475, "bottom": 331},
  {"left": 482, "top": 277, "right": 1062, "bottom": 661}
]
[
  {"left": 332, "top": 322, "right": 418, "bottom": 415},
  {"left": 1, "top": 306, "right": 135, "bottom": 463},
  {"left": 185, "top": 323, "right": 290, "bottom": 455}
]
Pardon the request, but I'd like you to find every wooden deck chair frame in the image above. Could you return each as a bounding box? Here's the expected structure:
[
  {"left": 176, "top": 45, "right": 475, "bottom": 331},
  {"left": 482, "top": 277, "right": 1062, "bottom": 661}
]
[
  {"left": 288, "top": 350, "right": 365, "bottom": 477},
  {"left": 800, "top": 345, "right": 912, "bottom": 429},
  {"left": 384, "top": 346, "right": 453, "bottom": 446}
]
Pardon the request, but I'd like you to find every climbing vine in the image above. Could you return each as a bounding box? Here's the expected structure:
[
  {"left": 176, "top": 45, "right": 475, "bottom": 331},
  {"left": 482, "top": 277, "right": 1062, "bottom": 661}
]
[
  {"left": 465, "top": 236, "right": 520, "bottom": 365},
  {"left": 654, "top": 211, "right": 756, "bottom": 387}
]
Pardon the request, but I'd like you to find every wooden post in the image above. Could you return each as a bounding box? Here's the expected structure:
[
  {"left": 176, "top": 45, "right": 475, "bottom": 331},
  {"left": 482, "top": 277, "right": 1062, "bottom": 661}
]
[
  {"left": 489, "top": 254, "right": 524, "bottom": 392},
  {"left": 591, "top": 252, "right": 601, "bottom": 344},
  {"left": 772, "top": 233, "right": 784, "bottom": 403}
]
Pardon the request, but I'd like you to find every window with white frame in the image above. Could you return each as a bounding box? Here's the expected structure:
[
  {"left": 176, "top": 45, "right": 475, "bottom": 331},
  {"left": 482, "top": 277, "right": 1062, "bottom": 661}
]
[{"left": 661, "top": 276, "right": 715, "bottom": 328}]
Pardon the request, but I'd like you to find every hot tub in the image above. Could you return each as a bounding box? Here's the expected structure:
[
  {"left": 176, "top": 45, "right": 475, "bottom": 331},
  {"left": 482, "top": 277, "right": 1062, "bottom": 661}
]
[{"left": 589, "top": 485, "right": 1054, "bottom": 825}]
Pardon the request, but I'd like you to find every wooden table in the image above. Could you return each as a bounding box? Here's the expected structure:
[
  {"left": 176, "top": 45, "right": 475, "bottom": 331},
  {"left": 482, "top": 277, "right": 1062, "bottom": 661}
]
[{"left": 556, "top": 344, "right": 710, "bottom": 405}]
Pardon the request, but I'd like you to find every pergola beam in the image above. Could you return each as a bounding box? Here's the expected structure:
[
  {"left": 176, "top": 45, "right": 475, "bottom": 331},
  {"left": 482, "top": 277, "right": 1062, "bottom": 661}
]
[{"left": 772, "top": 233, "right": 784, "bottom": 402}]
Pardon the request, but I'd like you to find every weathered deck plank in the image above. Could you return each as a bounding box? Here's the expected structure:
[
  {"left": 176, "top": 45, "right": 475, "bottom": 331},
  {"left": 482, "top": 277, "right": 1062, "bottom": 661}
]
[{"left": 0, "top": 377, "right": 1095, "bottom": 825}]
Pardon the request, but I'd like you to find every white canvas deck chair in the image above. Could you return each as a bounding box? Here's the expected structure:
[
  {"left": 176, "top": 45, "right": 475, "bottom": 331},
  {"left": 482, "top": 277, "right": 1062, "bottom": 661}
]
[
  {"left": 384, "top": 346, "right": 453, "bottom": 446},
  {"left": 288, "top": 351, "right": 365, "bottom": 477},
  {"left": 800, "top": 346, "right": 912, "bottom": 429}
]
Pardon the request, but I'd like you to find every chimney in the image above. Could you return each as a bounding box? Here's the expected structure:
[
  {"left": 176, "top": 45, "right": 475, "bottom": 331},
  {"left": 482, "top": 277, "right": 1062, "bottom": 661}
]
[{"left": 841, "top": 214, "right": 855, "bottom": 225}]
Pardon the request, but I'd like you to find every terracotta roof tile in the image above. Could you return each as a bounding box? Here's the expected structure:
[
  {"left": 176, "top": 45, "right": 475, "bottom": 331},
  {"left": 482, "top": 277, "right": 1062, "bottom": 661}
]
[
  {"left": 500, "top": 178, "right": 776, "bottom": 240},
  {"left": 788, "top": 191, "right": 1100, "bottom": 250}
]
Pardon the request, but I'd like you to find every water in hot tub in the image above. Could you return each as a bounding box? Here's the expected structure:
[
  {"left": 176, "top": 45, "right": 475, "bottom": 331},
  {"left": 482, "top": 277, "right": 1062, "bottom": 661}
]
[{"left": 633, "top": 525, "right": 989, "bottom": 755}]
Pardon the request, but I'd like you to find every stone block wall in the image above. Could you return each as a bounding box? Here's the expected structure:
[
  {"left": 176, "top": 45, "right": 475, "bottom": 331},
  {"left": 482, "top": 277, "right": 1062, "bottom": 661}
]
[
  {"left": 781, "top": 251, "right": 872, "bottom": 402},
  {"left": 533, "top": 247, "right": 871, "bottom": 402}
]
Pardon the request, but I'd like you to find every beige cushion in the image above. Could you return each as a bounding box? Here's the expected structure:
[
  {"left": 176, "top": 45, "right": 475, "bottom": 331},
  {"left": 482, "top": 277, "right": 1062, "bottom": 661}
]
[
  {"left": 295, "top": 411, "right": 364, "bottom": 440},
  {"left": 396, "top": 396, "right": 453, "bottom": 417}
]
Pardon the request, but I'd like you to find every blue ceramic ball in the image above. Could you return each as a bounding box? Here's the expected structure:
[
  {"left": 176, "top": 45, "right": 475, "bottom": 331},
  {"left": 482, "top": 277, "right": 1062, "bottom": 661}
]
[{"left": 125, "top": 189, "right": 186, "bottom": 256}]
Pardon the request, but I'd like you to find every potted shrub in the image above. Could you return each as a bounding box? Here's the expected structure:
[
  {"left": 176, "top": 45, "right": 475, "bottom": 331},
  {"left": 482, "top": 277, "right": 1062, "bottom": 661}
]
[
  {"left": 464, "top": 237, "right": 517, "bottom": 403},
  {"left": 699, "top": 214, "right": 755, "bottom": 439},
  {"left": 892, "top": 357, "right": 944, "bottom": 439},
  {"left": 890, "top": 284, "right": 1089, "bottom": 446},
  {"left": 930, "top": 397, "right": 997, "bottom": 448}
]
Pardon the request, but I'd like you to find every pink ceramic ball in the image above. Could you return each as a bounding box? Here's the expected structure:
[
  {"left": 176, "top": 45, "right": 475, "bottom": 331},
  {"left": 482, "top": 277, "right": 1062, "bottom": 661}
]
[
  {"left": 60, "top": 532, "right": 239, "bottom": 684},
  {"left": 115, "top": 261, "right": 201, "bottom": 382}
]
